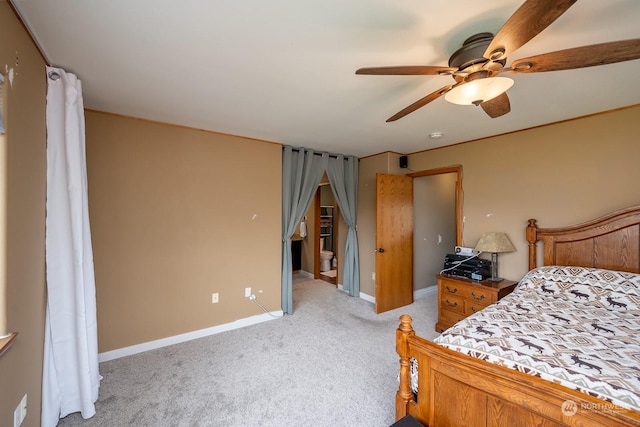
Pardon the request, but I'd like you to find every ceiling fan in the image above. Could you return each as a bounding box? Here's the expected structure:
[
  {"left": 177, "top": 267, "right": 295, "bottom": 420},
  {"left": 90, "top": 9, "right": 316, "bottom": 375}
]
[{"left": 356, "top": 0, "right": 640, "bottom": 121}]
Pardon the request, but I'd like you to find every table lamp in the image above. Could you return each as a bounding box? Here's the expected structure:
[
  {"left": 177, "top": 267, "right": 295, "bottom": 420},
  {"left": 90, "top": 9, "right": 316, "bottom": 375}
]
[{"left": 474, "top": 232, "right": 516, "bottom": 281}]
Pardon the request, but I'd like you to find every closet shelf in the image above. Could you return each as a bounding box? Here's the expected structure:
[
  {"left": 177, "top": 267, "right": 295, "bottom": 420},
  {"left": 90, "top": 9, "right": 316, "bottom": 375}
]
[{"left": 319, "top": 205, "right": 334, "bottom": 252}]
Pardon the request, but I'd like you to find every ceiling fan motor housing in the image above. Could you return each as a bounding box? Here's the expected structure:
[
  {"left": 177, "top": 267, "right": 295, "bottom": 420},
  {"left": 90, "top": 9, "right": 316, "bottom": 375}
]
[{"left": 448, "top": 32, "right": 506, "bottom": 73}]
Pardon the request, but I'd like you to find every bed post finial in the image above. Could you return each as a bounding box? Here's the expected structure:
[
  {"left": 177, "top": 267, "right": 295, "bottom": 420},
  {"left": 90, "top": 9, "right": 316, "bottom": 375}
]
[
  {"left": 527, "top": 218, "right": 538, "bottom": 270},
  {"left": 398, "top": 314, "right": 413, "bottom": 333},
  {"left": 396, "top": 315, "right": 415, "bottom": 420}
]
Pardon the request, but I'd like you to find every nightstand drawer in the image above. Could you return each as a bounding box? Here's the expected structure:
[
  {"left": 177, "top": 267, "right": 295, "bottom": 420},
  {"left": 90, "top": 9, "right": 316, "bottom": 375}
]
[
  {"left": 465, "top": 302, "right": 486, "bottom": 316},
  {"left": 441, "top": 294, "right": 464, "bottom": 314},
  {"left": 467, "top": 288, "right": 493, "bottom": 305},
  {"left": 436, "top": 274, "right": 518, "bottom": 333},
  {"left": 441, "top": 282, "right": 463, "bottom": 296},
  {"left": 440, "top": 280, "right": 492, "bottom": 303}
]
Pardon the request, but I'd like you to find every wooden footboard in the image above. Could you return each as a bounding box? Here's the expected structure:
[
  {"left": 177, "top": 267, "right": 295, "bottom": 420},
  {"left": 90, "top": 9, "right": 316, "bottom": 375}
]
[{"left": 396, "top": 315, "right": 640, "bottom": 427}]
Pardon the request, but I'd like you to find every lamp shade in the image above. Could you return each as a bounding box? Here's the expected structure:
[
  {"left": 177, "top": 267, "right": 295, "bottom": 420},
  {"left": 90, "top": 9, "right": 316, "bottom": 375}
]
[
  {"left": 474, "top": 232, "right": 516, "bottom": 253},
  {"left": 445, "top": 77, "right": 514, "bottom": 106}
]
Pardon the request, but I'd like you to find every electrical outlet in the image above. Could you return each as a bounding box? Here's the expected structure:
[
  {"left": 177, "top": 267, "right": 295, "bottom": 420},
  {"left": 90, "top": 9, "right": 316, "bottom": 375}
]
[
  {"left": 20, "top": 394, "right": 26, "bottom": 424},
  {"left": 245, "top": 287, "right": 252, "bottom": 298},
  {"left": 211, "top": 293, "right": 219, "bottom": 304},
  {"left": 372, "top": 272, "right": 375, "bottom": 280},
  {"left": 14, "top": 394, "right": 26, "bottom": 427}
]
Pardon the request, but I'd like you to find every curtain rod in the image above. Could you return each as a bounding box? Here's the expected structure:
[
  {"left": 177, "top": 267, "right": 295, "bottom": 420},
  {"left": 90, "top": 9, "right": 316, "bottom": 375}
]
[{"left": 285, "top": 146, "right": 359, "bottom": 160}]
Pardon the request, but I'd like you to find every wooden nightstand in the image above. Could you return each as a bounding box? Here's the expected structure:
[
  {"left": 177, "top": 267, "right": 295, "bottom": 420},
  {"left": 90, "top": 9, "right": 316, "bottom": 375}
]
[{"left": 435, "top": 274, "right": 518, "bottom": 332}]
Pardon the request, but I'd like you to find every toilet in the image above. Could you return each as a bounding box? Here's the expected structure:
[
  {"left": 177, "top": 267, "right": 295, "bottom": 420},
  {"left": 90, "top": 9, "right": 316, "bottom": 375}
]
[
  {"left": 320, "top": 250, "right": 333, "bottom": 272},
  {"left": 319, "top": 238, "right": 333, "bottom": 272}
]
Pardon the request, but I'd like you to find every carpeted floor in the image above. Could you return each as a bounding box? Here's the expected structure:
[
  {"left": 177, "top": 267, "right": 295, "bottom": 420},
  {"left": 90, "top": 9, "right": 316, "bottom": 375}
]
[{"left": 58, "top": 275, "right": 439, "bottom": 427}]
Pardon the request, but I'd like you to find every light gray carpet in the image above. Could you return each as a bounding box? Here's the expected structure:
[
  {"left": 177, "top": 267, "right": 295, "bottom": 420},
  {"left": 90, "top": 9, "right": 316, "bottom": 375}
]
[{"left": 58, "top": 275, "right": 439, "bottom": 427}]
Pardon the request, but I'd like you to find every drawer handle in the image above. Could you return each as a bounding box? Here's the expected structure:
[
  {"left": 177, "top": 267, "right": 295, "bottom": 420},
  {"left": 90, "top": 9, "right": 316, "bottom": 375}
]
[
  {"left": 471, "top": 292, "right": 485, "bottom": 301},
  {"left": 445, "top": 286, "right": 458, "bottom": 294},
  {"left": 445, "top": 300, "right": 458, "bottom": 308}
]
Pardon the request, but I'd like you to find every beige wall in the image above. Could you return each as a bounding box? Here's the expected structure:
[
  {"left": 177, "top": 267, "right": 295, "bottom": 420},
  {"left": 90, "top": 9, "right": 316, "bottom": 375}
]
[
  {"left": 85, "top": 112, "right": 282, "bottom": 352},
  {"left": 0, "top": 3, "right": 48, "bottom": 427},
  {"left": 3, "top": 1, "right": 640, "bottom": 423},
  {"left": 358, "top": 106, "right": 640, "bottom": 296}
]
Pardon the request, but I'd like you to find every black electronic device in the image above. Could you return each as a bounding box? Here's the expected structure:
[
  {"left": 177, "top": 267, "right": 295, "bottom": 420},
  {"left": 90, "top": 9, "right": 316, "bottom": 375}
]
[
  {"left": 443, "top": 253, "right": 492, "bottom": 281},
  {"left": 399, "top": 155, "right": 408, "bottom": 168}
]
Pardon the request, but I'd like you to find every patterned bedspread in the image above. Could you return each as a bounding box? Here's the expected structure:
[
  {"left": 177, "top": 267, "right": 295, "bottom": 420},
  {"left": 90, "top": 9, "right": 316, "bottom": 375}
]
[{"left": 433, "top": 266, "right": 640, "bottom": 411}]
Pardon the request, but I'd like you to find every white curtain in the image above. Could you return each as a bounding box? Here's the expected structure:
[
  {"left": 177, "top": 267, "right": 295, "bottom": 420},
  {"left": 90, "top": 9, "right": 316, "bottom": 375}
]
[{"left": 42, "top": 66, "right": 100, "bottom": 426}]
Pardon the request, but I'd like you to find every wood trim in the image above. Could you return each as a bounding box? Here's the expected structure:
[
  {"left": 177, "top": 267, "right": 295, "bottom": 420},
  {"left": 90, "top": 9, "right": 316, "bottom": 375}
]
[
  {"left": 84, "top": 109, "right": 283, "bottom": 147},
  {"left": 407, "top": 165, "right": 463, "bottom": 246},
  {"left": 314, "top": 188, "right": 321, "bottom": 279},
  {"left": 407, "top": 165, "right": 462, "bottom": 177},
  {"left": 0, "top": 332, "right": 17, "bottom": 358},
  {"left": 315, "top": 183, "right": 339, "bottom": 285},
  {"left": 400, "top": 104, "right": 640, "bottom": 158}
]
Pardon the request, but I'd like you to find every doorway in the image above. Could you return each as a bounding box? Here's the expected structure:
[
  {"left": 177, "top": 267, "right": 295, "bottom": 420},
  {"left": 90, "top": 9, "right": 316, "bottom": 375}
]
[
  {"left": 315, "top": 183, "right": 339, "bottom": 285},
  {"left": 413, "top": 172, "right": 458, "bottom": 288},
  {"left": 410, "top": 166, "right": 462, "bottom": 290},
  {"left": 374, "top": 166, "right": 462, "bottom": 312}
]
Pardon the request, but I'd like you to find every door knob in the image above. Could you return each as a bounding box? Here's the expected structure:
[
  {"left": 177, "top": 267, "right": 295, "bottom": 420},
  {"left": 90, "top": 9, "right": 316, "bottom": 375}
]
[{"left": 375, "top": 248, "right": 385, "bottom": 253}]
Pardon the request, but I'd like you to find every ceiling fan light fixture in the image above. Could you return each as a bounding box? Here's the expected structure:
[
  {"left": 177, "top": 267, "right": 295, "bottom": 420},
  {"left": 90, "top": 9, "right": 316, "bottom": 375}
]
[{"left": 444, "top": 77, "right": 514, "bottom": 106}]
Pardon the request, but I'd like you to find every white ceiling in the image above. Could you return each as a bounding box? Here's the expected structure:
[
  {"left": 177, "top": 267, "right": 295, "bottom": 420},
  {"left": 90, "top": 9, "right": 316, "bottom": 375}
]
[{"left": 11, "top": 0, "right": 640, "bottom": 158}]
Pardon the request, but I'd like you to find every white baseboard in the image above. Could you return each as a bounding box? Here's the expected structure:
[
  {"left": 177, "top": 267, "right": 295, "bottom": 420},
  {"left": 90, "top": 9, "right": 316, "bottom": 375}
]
[
  {"left": 295, "top": 270, "right": 314, "bottom": 279},
  {"left": 414, "top": 285, "right": 438, "bottom": 300},
  {"left": 359, "top": 290, "right": 375, "bottom": 303},
  {"left": 99, "top": 282, "right": 436, "bottom": 362},
  {"left": 98, "top": 310, "right": 283, "bottom": 363},
  {"left": 357, "top": 285, "right": 437, "bottom": 305}
]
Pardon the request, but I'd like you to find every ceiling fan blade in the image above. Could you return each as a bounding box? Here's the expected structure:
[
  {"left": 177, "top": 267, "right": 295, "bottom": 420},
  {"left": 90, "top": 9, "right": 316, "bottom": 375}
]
[
  {"left": 386, "top": 85, "right": 455, "bottom": 122},
  {"left": 484, "top": 0, "right": 577, "bottom": 61},
  {"left": 510, "top": 39, "right": 640, "bottom": 73},
  {"left": 356, "top": 66, "right": 457, "bottom": 76},
  {"left": 481, "top": 93, "right": 511, "bottom": 118}
]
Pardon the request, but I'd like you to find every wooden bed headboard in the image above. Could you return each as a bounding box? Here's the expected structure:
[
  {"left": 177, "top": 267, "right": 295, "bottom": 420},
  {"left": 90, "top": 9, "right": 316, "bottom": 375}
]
[{"left": 526, "top": 205, "right": 640, "bottom": 273}]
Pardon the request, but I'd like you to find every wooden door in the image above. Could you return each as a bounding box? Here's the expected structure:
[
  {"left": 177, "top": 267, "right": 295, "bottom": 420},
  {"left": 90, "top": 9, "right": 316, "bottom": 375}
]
[{"left": 375, "top": 173, "right": 413, "bottom": 313}]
